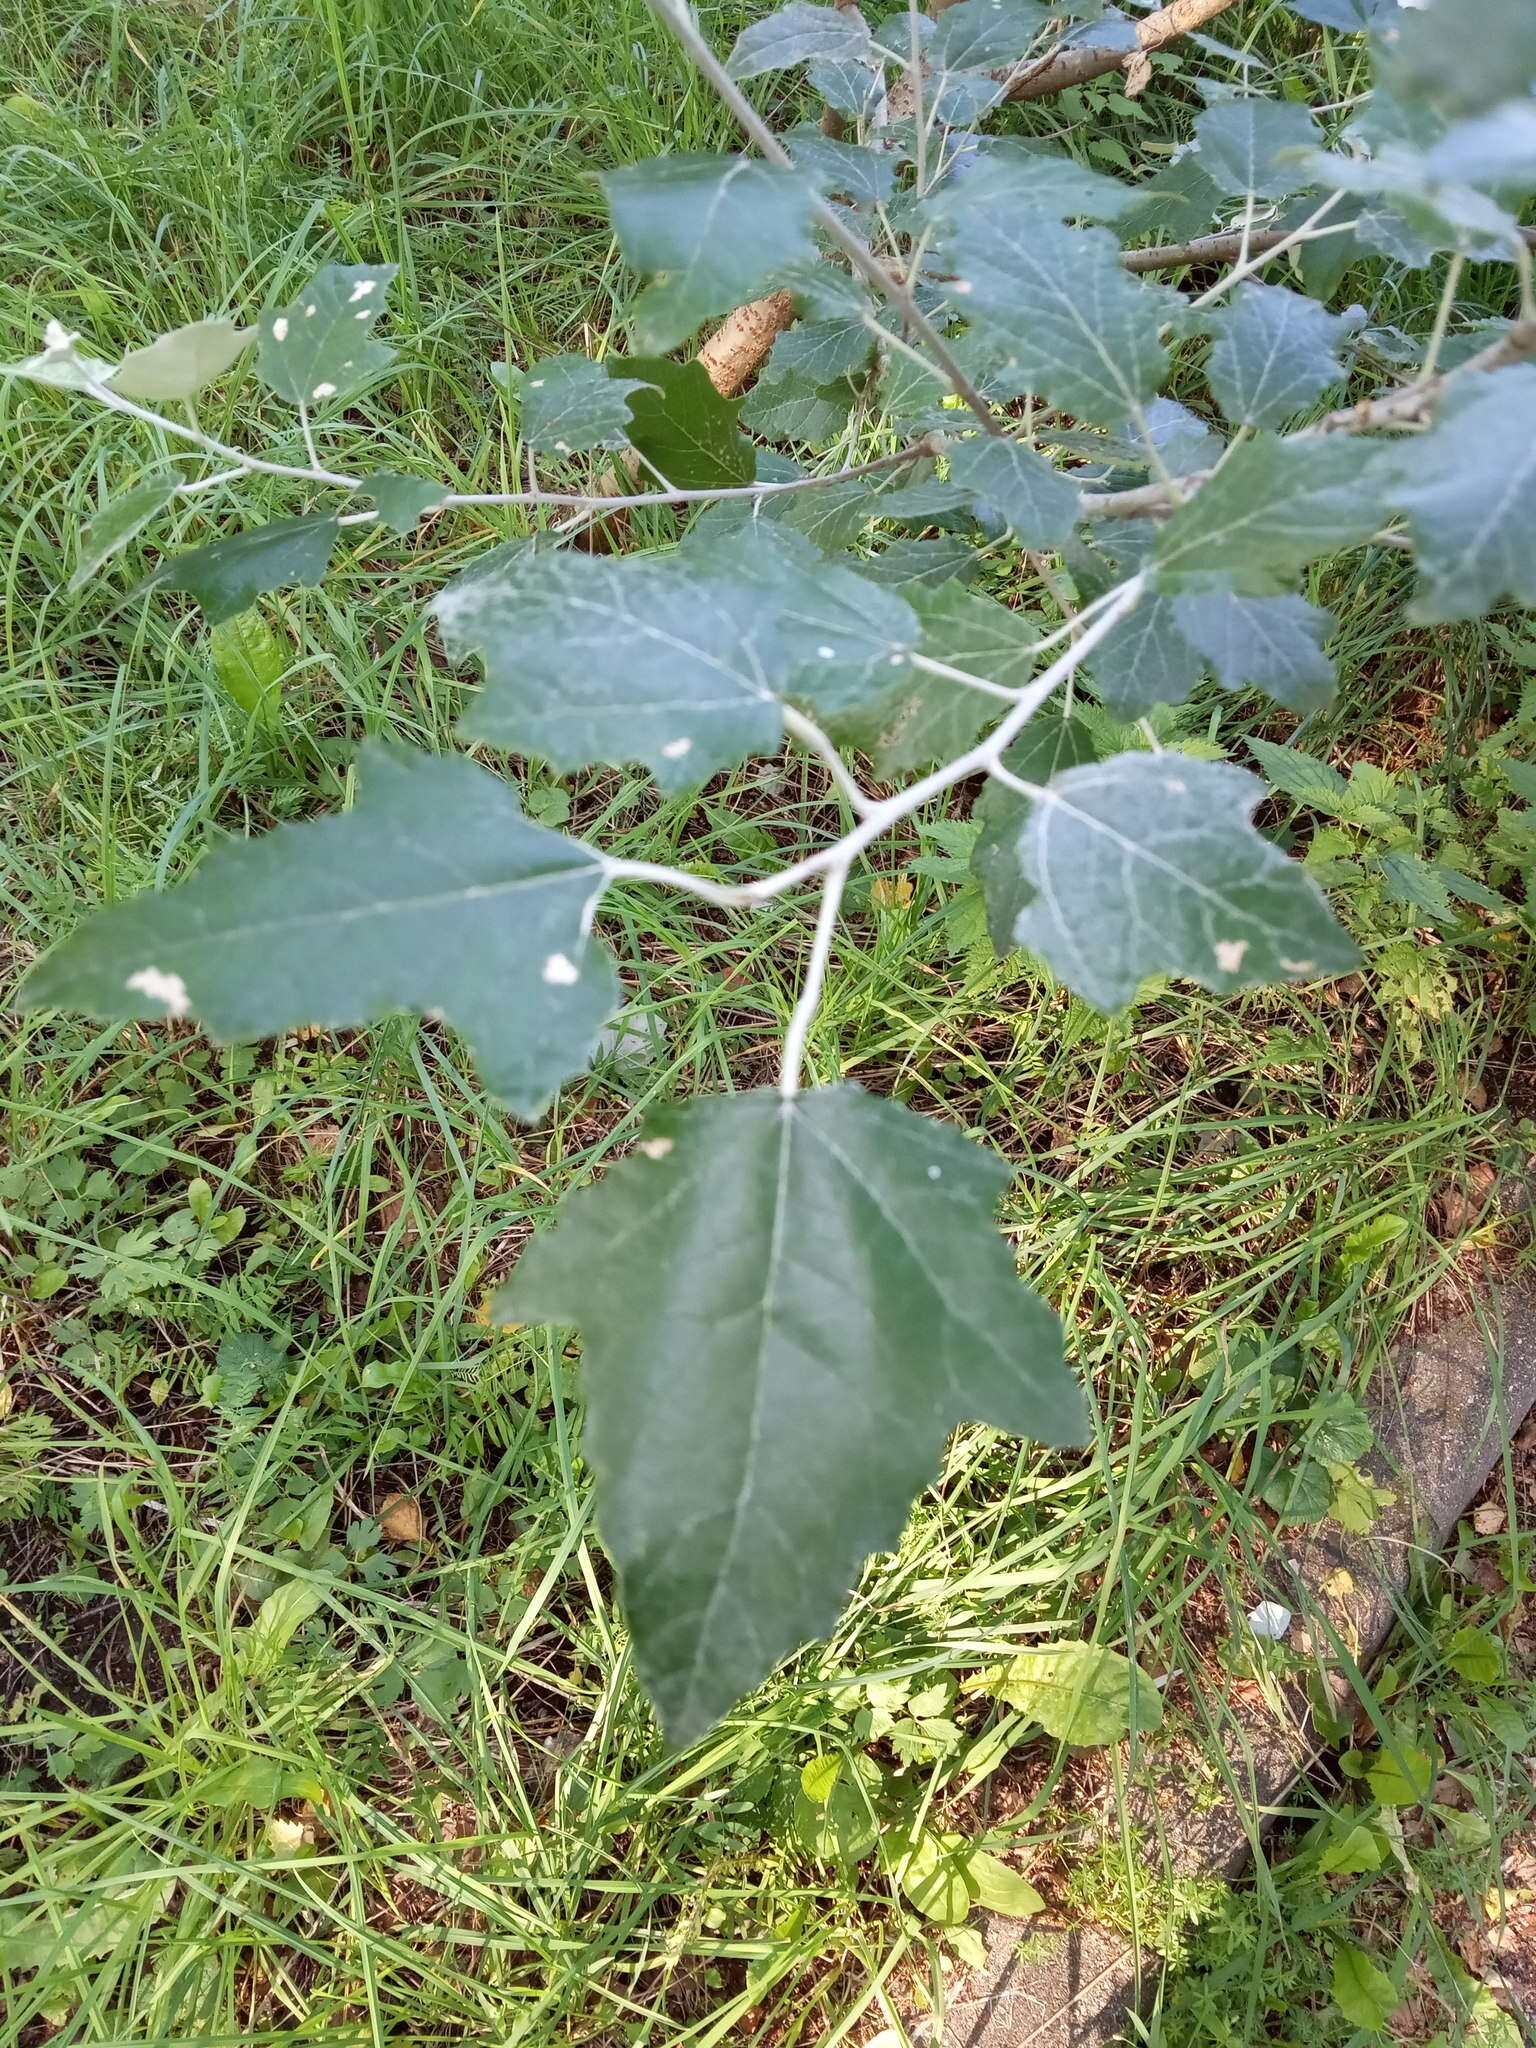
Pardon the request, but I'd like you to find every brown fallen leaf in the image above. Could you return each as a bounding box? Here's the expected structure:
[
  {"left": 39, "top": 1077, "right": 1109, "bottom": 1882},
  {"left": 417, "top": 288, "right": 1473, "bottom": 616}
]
[
  {"left": 378, "top": 1493, "right": 425, "bottom": 1544},
  {"left": 1473, "top": 1503, "right": 1508, "bottom": 1535}
]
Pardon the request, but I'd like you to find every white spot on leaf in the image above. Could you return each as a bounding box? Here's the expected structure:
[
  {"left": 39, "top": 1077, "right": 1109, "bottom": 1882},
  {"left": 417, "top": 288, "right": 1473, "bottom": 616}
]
[
  {"left": 638, "top": 1136, "right": 674, "bottom": 1160},
  {"left": 348, "top": 279, "right": 378, "bottom": 303},
  {"left": 311, "top": 381, "right": 337, "bottom": 400},
  {"left": 1215, "top": 938, "right": 1249, "bottom": 975},
  {"left": 1280, "top": 957, "right": 1317, "bottom": 973},
  {"left": 952, "top": 278, "right": 973, "bottom": 295},
  {"left": 304, "top": 304, "right": 317, "bottom": 317},
  {"left": 529, "top": 378, "right": 544, "bottom": 388},
  {"left": 1162, "top": 777, "right": 1187, "bottom": 795},
  {"left": 271, "top": 317, "right": 289, "bottom": 342},
  {"left": 542, "top": 952, "right": 580, "bottom": 985},
  {"left": 126, "top": 966, "right": 190, "bottom": 1018},
  {"left": 661, "top": 736, "right": 693, "bottom": 759},
  {"left": 927, "top": 1165, "right": 942, "bottom": 1180},
  {"left": 817, "top": 645, "right": 836, "bottom": 659}
]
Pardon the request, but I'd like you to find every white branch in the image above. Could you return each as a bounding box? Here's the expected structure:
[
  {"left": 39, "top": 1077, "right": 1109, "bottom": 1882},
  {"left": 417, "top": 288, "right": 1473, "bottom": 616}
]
[{"left": 780, "top": 860, "right": 853, "bottom": 1097}]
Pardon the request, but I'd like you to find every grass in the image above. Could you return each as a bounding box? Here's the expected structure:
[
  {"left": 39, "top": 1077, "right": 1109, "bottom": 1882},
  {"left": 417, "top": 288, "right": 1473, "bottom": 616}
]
[{"left": 1, "top": 2, "right": 1534, "bottom": 2043}]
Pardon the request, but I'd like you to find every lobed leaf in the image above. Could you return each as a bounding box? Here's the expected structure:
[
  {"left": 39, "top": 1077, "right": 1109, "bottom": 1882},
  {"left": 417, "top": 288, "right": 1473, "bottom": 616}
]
[
  {"left": 615, "top": 355, "right": 757, "bottom": 488},
  {"left": 19, "top": 744, "right": 618, "bottom": 1121},
  {"left": 1193, "top": 100, "right": 1319, "bottom": 200},
  {"left": 726, "top": 2, "right": 873, "bottom": 78},
  {"left": 255, "top": 263, "right": 397, "bottom": 409},
  {"left": 1385, "top": 364, "right": 1536, "bottom": 621},
  {"left": 946, "top": 436, "right": 1082, "bottom": 550},
  {"left": 442, "top": 547, "right": 783, "bottom": 791},
  {"left": 1207, "top": 283, "right": 1357, "bottom": 431},
  {"left": 603, "top": 153, "right": 822, "bottom": 353},
  {"left": 972, "top": 709, "right": 1101, "bottom": 955},
  {"left": 928, "top": 0, "right": 1054, "bottom": 71},
  {"left": 1, "top": 320, "right": 114, "bottom": 391},
  {"left": 109, "top": 318, "right": 252, "bottom": 403},
  {"left": 989, "top": 1639, "right": 1162, "bottom": 1745},
  {"left": 1154, "top": 436, "right": 1392, "bottom": 594},
  {"left": 1171, "top": 590, "right": 1337, "bottom": 713},
  {"left": 690, "top": 523, "right": 920, "bottom": 717},
  {"left": 142, "top": 515, "right": 340, "bottom": 625},
  {"left": 517, "top": 354, "right": 655, "bottom": 454},
  {"left": 1006, "top": 751, "right": 1359, "bottom": 1010},
  {"left": 933, "top": 208, "right": 1173, "bottom": 426},
  {"left": 494, "top": 1084, "right": 1081, "bottom": 1743}
]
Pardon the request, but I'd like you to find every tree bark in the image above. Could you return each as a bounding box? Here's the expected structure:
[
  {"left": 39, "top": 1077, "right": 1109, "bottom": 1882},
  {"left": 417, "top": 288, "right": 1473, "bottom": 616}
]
[{"left": 1005, "top": 0, "right": 1240, "bottom": 102}]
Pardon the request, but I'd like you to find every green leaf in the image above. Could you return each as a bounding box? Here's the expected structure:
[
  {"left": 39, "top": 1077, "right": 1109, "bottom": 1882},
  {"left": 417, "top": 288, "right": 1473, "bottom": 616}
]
[
  {"left": 1377, "top": 850, "right": 1458, "bottom": 919},
  {"left": 782, "top": 125, "right": 898, "bottom": 210},
  {"left": 1376, "top": 0, "right": 1536, "bottom": 118},
  {"left": 800, "top": 1752, "right": 843, "bottom": 1803},
  {"left": 928, "top": 0, "right": 1054, "bottom": 71},
  {"left": 617, "top": 354, "right": 757, "bottom": 488},
  {"left": 1088, "top": 592, "right": 1207, "bottom": 719},
  {"left": 894, "top": 1831, "right": 976, "bottom": 1926},
  {"left": 517, "top": 354, "right": 654, "bottom": 454},
  {"left": 963, "top": 1848, "right": 1045, "bottom": 1919},
  {"left": 1424, "top": 103, "right": 1536, "bottom": 192},
  {"left": 946, "top": 436, "right": 1081, "bottom": 550},
  {"left": 1306, "top": 1390, "right": 1374, "bottom": 1465},
  {"left": 142, "top": 515, "right": 339, "bottom": 625},
  {"left": 109, "top": 318, "right": 252, "bottom": 402},
  {"left": 69, "top": 472, "right": 179, "bottom": 591},
  {"left": 935, "top": 210, "right": 1172, "bottom": 426},
  {"left": 727, "top": 2, "right": 873, "bottom": 78},
  {"left": 443, "top": 546, "right": 782, "bottom": 790},
  {"left": 972, "top": 710, "right": 1102, "bottom": 955},
  {"left": 1317, "top": 1822, "right": 1385, "bottom": 1875},
  {"left": 603, "top": 153, "right": 821, "bottom": 353},
  {"left": 691, "top": 523, "right": 920, "bottom": 718},
  {"left": 494, "top": 1084, "right": 1080, "bottom": 1743},
  {"left": 209, "top": 609, "right": 286, "bottom": 733},
  {"left": 19, "top": 743, "right": 618, "bottom": 1121},
  {"left": 1194, "top": 100, "right": 1319, "bottom": 199},
  {"left": 1444, "top": 1624, "right": 1503, "bottom": 1685},
  {"left": 793, "top": 1773, "right": 881, "bottom": 1863},
  {"left": 1245, "top": 735, "right": 1348, "bottom": 806},
  {"left": 831, "top": 581, "right": 1040, "bottom": 778},
  {"left": 859, "top": 535, "right": 979, "bottom": 591},
  {"left": 742, "top": 364, "right": 855, "bottom": 446},
  {"left": 941, "top": 138, "right": 1138, "bottom": 226},
  {"left": 1259, "top": 1449, "right": 1333, "bottom": 1522},
  {"left": 255, "top": 262, "right": 396, "bottom": 408},
  {"left": 1387, "top": 365, "right": 1536, "bottom": 622},
  {"left": 1331, "top": 1944, "right": 1400, "bottom": 2031},
  {"left": 195, "top": 1755, "right": 292, "bottom": 1809},
  {"left": 1365, "top": 1737, "right": 1437, "bottom": 1806},
  {"left": 991, "top": 1639, "right": 1162, "bottom": 1746},
  {"left": 1171, "top": 591, "right": 1337, "bottom": 714},
  {"left": 1155, "top": 436, "right": 1392, "bottom": 594},
  {"left": 1208, "top": 283, "right": 1355, "bottom": 431},
  {"left": 769, "top": 318, "right": 874, "bottom": 385},
  {"left": 362, "top": 471, "right": 446, "bottom": 533},
  {"left": 1007, "top": 751, "right": 1359, "bottom": 1011}
]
